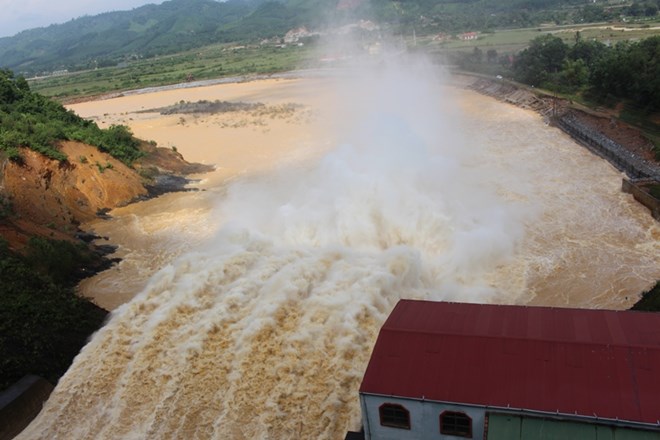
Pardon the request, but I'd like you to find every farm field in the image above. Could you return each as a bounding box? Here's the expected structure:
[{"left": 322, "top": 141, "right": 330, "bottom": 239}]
[
  {"left": 29, "top": 43, "right": 318, "bottom": 99},
  {"left": 424, "top": 21, "right": 660, "bottom": 54},
  {"left": 28, "top": 19, "right": 660, "bottom": 102}
]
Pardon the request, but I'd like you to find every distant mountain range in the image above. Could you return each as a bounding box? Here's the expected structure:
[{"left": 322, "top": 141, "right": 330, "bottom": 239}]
[{"left": 0, "top": 0, "right": 588, "bottom": 75}]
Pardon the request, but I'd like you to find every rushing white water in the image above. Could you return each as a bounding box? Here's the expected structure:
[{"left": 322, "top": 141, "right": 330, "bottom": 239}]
[{"left": 19, "top": 56, "right": 660, "bottom": 439}]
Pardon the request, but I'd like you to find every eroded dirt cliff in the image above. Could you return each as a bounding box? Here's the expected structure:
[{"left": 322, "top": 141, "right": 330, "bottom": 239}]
[{"left": 0, "top": 141, "right": 211, "bottom": 252}]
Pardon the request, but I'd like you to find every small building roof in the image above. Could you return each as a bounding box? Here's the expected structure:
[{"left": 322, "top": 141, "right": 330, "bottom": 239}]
[{"left": 360, "top": 300, "right": 660, "bottom": 427}]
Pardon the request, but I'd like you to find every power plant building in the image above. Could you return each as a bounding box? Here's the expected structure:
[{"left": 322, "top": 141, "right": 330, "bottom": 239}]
[{"left": 355, "top": 300, "right": 660, "bottom": 440}]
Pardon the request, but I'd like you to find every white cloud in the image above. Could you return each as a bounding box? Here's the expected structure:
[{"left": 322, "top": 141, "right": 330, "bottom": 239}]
[{"left": 0, "top": 0, "right": 166, "bottom": 38}]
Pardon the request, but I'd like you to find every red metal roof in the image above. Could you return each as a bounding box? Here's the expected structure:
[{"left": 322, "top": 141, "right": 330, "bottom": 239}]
[{"left": 360, "top": 300, "right": 660, "bottom": 426}]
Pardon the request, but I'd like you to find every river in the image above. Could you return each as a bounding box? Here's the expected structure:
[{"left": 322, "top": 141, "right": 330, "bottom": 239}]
[{"left": 17, "top": 62, "right": 660, "bottom": 439}]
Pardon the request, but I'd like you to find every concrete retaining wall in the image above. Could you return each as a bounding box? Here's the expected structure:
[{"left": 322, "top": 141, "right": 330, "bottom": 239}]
[
  {"left": 0, "top": 375, "right": 53, "bottom": 440},
  {"left": 556, "top": 113, "right": 659, "bottom": 180},
  {"left": 622, "top": 179, "right": 660, "bottom": 221}
]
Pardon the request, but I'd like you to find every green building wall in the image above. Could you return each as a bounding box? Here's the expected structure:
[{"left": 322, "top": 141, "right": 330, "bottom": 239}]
[{"left": 487, "top": 413, "right": 660, "bottom": 440}]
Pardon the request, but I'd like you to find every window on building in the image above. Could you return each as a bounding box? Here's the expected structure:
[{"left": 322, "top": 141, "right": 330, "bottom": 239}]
[
  {"left": 440, "top": 411, "right": 472, "bottom": 438},
  {"left": 379, "top": 403, "right": 411, "bottom": 429}
]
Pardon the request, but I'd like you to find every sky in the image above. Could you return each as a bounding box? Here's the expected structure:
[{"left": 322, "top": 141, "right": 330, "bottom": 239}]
[{"left": 0, "top": 0, "right": 167, "bottom": 38}]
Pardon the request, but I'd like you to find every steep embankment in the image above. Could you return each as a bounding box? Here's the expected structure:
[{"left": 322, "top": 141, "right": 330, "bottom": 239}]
[
  {"left": 0, "top": 140, "right": 212, "bottom": 252},
  {"left": 3, "top": 142, "right": 146, "bottom": 229}
]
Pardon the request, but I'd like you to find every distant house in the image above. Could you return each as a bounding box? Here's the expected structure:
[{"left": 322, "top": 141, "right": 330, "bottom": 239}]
[
  {"left": 458, "top": 32, "right": 479, "bottom": 41},
  {"left": 355, "top": 300, "right": 660, "bottom": 440},
  {"left": 284, "top": 27, "right": 313, "bottom": 44}
]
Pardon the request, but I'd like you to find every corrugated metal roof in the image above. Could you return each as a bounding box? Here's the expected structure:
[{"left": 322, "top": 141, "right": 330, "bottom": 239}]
[{"left": 359, "top": 300, "right": 660, "bottom": 426}]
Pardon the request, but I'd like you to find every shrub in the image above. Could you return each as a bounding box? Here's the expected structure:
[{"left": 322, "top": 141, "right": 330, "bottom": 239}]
[
  {"left": 4, "top": 146, "right": 23, "bottom": 162},
  {"left": 25, "top": 237, "right": 92, "bottom": 284},
  {"left": 649, "top": 184, "right": 660, "bottom": 200},
  {"left": 1, "top": 69, "right": 144, "bottom": 166},
  {"left": 0, "top": 245, "right": 107, "bottom": 390}
]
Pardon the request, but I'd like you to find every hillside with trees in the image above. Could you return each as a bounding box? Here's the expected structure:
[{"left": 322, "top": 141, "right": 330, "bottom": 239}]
[
  {"left": 3, "top": 0, "right": 658, "bottom": 76},
  {"left": 0, "top": 69, "right": 143, "bottom": 164},
  {"left": 512, "top": 34, "right": 660, "bottom": 114},
  {"left": 0, "top": 0, "right": 254, "bottom": 75}
]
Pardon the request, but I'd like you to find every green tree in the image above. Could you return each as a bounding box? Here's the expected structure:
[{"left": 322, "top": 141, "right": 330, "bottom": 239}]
[
  {"left": 569, "top": 40, "right": 607, "bottom": 66},
  {"left": 513, "top": 35, "right": 568, "bottom": 86},
  {"left": 578, "top": 4, "right": 608, "bottom": 22},
  {"left": 0, "top": 243, "right": 107, "bottom": 390},
  {"left": 472, "top": 47, "right": 483, "bottom": 64},
  {"left": 588, "top": 36, "right": 660, "bottom": 112},
  {"left": 0, "top": 69, "right": 25, "bottom": 106},
  {"left": 628, "top": 2, "right": 645, "bottom": 16},
  {"left": 560, "top": 59, "right": 589, "bottom": 91}
]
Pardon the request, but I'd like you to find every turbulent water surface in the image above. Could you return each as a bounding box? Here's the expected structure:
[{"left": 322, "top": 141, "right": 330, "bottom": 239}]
[{"left": 19, "top": 60, "right": 660, "bottom": 439}]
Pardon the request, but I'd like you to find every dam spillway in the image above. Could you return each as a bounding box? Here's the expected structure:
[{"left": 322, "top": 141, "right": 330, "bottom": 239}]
[{"left": 18, "top": 64, "right": 660, "bottom": 439}]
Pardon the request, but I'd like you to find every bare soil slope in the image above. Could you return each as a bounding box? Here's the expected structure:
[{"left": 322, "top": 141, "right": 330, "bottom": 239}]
[{"left": 0, "top": 141, "right": 207, "bottom": 252}]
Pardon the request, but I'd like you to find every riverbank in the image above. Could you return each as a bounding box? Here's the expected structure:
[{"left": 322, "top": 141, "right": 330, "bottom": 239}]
[
  {"left": 467, "top": 77, "right": 660, "bottom": 178},
  {"left": 1, "top": 139, "right": 213, "bottom": 253}
]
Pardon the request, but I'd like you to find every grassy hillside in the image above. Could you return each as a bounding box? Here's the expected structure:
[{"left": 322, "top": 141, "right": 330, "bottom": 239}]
[{"left": 0, "top": 0, "right": 253, "bottom": 75}]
